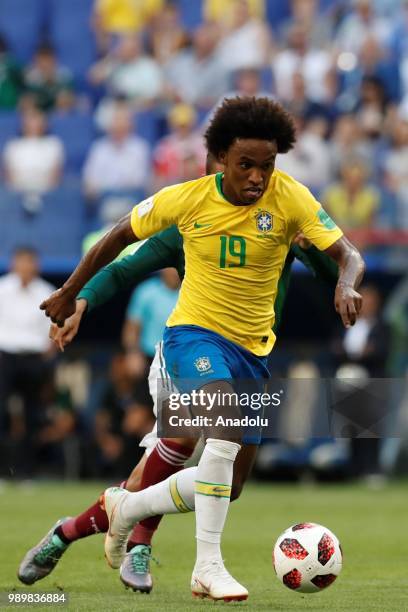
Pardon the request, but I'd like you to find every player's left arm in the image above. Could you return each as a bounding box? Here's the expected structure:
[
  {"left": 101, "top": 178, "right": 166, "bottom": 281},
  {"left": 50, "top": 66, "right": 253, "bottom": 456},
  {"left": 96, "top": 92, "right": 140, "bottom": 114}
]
[
  {"left": 292, "top": 234, "right": 338, "bottom": 288},
  {"left": 293, "top": 184, "right": 365, "bottom": 328},
  {"left": 324, "top": 235, "right": 365, "bottom": 329}
]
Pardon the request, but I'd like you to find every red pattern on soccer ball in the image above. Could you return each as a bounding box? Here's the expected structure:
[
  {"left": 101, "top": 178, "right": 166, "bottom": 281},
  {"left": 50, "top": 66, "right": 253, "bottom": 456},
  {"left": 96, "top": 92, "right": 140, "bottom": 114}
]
[
  {"left": 283, "top": 569, "right": 302, "bottom": 590},
  {"left": 318, "top": 533, "right": 335, "bottom": 566},
  {"left": 311, "top": 574, "right": 337, "bottom": 589},
  {"left": 292, "top": 522, "right": 315, "bottom": 531},
  {"left": 279, "top": 538, "right": 308, "bottom": 560}
]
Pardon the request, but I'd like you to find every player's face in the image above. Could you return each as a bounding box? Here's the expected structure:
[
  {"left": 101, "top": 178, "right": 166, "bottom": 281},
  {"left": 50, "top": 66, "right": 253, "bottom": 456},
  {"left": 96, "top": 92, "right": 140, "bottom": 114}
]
[{"left": 219, "top": 139, "right": 278, "bottom": 205}]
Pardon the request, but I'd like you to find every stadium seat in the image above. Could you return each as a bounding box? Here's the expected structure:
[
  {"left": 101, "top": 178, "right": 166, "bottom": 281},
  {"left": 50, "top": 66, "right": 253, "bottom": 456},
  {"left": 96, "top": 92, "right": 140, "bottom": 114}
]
[
  {"left": 175, "top": 0, "right": 204, "bottom": 32},
  {"left": 49, "top": 111, "right": 95, "bottom": 174},
  {"left": 0, "top": 190, "right": 40, "bottom": 257},
  {"left": 260, "top": 67, "right": 274, "bottom": 91},
  {"left": 47, "top": 0, "right": 97, "bottom": 87},
  {"left": 0, "top": 0, "right": 46, "bottom": 63},
  {"left": 0, "top": 183, "right": 84, "bottom": 261},
  {"left": 319, "top": 0, "right": 342, "bottom": 11},
  {"left": 264, "top": 0, "right": 290, "bottom": 32},
  {"left": 133, "top": 109, "right": 167, "bottom": 148}
]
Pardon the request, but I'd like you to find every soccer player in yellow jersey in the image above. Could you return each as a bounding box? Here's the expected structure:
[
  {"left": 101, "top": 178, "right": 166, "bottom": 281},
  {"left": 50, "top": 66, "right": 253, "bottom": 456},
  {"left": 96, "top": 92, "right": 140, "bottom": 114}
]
[{"left": 41, "top": 98, "right": 365, "bottom": 601}]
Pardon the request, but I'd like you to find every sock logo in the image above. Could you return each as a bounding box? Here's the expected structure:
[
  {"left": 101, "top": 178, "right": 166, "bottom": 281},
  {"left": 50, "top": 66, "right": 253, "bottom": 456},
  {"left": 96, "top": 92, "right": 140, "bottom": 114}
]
[
  {"left": 195, "top": 481, "right": 231, "bottom": 498},
  {"left": 90, "top": 515, "right": 100, "bottom": 534}
]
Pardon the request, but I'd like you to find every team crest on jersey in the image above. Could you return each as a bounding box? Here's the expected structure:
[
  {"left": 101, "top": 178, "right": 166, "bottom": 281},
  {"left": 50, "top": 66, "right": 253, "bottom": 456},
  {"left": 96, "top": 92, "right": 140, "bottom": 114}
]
[
  {"left": 256, "top": 211, "right": 273, "bottom": 233},
  {"left": 194, "top": 356, "right": 212, "bottom": 373}
]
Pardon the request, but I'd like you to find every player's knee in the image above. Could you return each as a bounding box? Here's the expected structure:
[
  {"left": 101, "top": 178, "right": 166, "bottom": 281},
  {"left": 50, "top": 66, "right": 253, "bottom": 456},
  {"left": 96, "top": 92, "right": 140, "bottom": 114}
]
[
  {"left": 126, "top": 472, "right": 141, "bottom": 492},
  {"left": 230, "top": 480, "right": 244, "bottom": 502}
]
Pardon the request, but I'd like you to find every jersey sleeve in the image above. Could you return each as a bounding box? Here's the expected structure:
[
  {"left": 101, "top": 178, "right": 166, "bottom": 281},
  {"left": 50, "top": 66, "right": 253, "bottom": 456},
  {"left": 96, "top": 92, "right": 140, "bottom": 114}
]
[
  {"left": 130, "top": 184, "right": 184, "bottom": 240},
  {"left": 147, "top": 225, "right": 184, "bottom": 260},
  {"left": 291, "top": 244, "right": 338, "bottom": 287},
  {"left": 291, "top": 182, "right": 343, "bottom": 251},
  {"left": 77, "top": 230, "right": 183, "bottom": 312}
]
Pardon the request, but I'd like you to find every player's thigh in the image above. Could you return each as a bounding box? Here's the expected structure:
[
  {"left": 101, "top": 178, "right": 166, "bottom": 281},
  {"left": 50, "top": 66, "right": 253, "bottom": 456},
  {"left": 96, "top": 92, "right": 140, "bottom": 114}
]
[
  {"left": 163, "top": 327, "right": 231, "bottom": 391},
  {"left": 199, "top": 379, "right": 242, "bottom": 442},
  {"left": 231, "top": 444, "right": 258, "bottom": 501}
]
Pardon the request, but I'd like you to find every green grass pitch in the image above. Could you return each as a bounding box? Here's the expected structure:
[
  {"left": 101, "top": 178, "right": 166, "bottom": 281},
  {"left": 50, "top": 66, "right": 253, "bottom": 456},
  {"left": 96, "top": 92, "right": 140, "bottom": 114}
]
[{"left": 1, "top": 480, "right": 407, "bottom": 611}]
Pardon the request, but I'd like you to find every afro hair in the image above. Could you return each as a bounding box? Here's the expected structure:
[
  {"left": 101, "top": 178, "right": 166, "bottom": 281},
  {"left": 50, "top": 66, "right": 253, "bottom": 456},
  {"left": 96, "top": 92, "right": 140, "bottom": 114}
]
[{"left": 205, "top": 97, "right": 296, "bottom": 158}]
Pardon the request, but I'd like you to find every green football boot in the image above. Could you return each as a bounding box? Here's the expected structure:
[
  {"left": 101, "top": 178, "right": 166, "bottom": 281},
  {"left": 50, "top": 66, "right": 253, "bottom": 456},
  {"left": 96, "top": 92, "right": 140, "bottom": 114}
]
[
  {"left": 18, "top": 518, "right": 71, "bottom": 585},
  {"left": 120, "top": 544, "right": 153, "bottom": 593}
]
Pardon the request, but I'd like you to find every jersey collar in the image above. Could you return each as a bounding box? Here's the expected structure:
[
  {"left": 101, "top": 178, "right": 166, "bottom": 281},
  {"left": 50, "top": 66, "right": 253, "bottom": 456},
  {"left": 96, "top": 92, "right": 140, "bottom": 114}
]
[
  {"left": 215, "top": 172, "right": 228, "bottom": 202},
  {"left": 215, "top": 171, "right": 261, "bottom": 207}
]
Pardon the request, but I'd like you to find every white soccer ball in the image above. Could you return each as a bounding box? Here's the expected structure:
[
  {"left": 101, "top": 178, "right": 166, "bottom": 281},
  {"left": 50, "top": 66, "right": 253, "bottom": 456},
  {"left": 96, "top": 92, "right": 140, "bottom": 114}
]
[{"left": 273, "top": 522, "right": 342, "bottom": 593}]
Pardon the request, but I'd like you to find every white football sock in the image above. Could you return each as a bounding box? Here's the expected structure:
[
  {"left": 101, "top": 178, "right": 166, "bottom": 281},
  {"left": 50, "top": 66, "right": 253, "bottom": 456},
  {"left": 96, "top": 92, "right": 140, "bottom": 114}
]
[
  {"left": 194, "top": 438, "right": 241, "bottom": 567},
  {"left": 120, "top": 466, "right": 197, "bottom": 525}
]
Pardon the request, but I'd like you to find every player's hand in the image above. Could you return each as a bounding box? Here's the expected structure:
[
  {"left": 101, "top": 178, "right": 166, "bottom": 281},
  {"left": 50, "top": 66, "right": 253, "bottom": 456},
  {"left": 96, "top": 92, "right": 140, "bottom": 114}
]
[
  {"left": 40, "top": 288, "right": 77, "bottom": 327},
  {"left": 49, "top": 315, "right": 79, "bottom": 352},
  {"left": 334, "top": 283, "right": 363, "bottom": 328},
  {"left": 49, "top": 300, "right": 86, "bottom": 351},
  {"left": 293, "top": 231, "right": 312, "bottom": 250}
]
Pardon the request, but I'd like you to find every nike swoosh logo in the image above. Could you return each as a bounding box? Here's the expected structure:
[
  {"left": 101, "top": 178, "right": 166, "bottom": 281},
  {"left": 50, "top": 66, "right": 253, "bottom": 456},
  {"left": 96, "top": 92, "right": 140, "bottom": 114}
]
[
  {"left": 212, "top": 487, "right": 230, "bottom": 493},
  {"left": 194, "top": 222, "right": 212, "bottom": 229},
  {"left": 192, "top": 577, "right": 210, "bottom": 593}
]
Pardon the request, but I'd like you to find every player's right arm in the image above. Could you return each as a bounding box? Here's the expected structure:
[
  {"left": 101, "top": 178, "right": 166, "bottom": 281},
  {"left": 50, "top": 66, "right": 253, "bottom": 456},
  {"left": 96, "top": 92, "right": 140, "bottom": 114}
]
[
  {"left": 77, "top": 225, "right": 183, "bottom": 312},
  {"left": 41, "top": 185, "right": 183, "bottom": 326},
  {"left": 50, "top": 226, "right": 184, "bottom": 351},
  {"left": 41, "top": 213, "right": 136, "bottom": 326}
]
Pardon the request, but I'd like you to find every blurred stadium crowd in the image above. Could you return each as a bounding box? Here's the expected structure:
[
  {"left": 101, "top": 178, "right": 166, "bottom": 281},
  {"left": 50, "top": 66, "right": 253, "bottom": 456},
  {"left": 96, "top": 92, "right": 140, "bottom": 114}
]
[{"left": 0, "top": 0, "right": 408, "bottom": 482}]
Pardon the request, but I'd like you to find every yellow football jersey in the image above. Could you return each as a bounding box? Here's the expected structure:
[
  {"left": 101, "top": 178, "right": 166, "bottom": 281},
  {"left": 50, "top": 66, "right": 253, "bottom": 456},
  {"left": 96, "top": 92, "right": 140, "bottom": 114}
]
[
  {"left": 130, "top": 170, "right": 343, "bottom": 356},
  {"left": 95, "top": 0, "right": 163, "bottom": 33}
]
